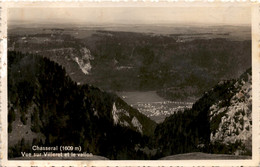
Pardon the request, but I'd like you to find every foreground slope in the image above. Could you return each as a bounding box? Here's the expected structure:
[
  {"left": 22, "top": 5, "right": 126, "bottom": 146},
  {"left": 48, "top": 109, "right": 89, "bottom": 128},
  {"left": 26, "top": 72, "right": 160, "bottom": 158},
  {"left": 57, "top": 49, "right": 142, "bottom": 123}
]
[
  {"left": 209, "top": 68, "right": 252, "bottom": 155},
  {"left": 8, "top": 51, "right": 156, "bottom": 160},
  {"left": 153, "top": 68, "right": 252, "bottom": 158},
  {"left": 160, "top": 152, "right": 251, "bottom": 160}
]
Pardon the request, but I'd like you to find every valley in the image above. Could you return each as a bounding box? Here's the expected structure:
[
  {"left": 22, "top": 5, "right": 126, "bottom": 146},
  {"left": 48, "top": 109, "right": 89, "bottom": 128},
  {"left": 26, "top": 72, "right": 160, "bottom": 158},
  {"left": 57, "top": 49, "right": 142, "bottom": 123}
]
[{"left": 7, "top": 24, "right": 252, "bottom": 159}]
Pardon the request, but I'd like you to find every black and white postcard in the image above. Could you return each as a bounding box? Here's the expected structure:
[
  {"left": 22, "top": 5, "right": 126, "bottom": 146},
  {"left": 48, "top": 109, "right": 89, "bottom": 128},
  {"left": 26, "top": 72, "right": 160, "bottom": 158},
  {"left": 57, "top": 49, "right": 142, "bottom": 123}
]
[{"left": 0, "top": 1, "right": 259, "bottom": 166}]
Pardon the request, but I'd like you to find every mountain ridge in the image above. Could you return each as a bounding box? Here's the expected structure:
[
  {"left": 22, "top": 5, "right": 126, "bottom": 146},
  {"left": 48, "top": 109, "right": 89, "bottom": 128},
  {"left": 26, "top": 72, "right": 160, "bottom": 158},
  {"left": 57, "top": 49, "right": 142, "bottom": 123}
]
[{"left": 152, "top": 68, "right": 252, "bottom": 158}]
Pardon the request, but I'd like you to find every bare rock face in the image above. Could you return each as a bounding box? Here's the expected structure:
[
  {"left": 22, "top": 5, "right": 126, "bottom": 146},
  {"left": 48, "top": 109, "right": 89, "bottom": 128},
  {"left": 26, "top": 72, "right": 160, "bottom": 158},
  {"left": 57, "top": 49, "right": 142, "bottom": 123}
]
[
  {"left": 209, "top": 70, "right": 252, "bottom": 155},
  {"left": 73, "top": 48, "right": 94, "bottom": 75},
  {"left": 112, "top": 102, "right": 143, "bottom": 134},
  {"left": 131, "top": 116, "right": 143, "bottom": 134}
]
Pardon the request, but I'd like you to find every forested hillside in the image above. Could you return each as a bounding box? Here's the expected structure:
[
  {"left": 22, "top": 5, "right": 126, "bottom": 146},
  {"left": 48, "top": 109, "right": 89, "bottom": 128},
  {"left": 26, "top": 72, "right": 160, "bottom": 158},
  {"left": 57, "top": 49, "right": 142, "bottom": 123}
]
[{"left": 8, "top": 51, "right": 156, "bottom": 160}]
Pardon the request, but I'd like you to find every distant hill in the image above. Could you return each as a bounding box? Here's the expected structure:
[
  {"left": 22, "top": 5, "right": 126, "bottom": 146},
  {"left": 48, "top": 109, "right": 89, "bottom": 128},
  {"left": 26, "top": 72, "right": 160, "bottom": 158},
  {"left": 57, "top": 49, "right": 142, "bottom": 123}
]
[
  {"left": 152, "top": 68, "right": 252, "bottom": 158},
  {"left": 8, "top": 51, "right": 156, "bottom": 160},
  {"left": 8, "top": 28, "right": 251, "bottom": 101}
]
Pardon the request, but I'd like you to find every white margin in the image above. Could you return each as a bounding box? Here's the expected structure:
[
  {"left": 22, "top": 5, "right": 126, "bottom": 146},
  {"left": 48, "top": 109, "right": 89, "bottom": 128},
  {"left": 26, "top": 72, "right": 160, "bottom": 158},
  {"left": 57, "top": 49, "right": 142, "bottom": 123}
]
[{"left": 0, "top": 1, "right": 259, "bottom": 167}]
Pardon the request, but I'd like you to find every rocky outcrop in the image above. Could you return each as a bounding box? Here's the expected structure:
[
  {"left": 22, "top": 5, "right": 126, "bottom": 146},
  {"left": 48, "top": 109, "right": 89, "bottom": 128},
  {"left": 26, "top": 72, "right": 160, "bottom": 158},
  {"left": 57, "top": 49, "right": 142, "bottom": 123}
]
[{"left": 209, "top": 69, "right": 252, "bottom": 155}]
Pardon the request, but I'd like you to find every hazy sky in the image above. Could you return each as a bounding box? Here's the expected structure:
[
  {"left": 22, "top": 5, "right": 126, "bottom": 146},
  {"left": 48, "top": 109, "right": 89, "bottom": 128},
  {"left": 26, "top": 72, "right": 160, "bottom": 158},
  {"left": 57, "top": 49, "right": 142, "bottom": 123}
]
[{"left": 8, "top": 7, "right": 250, "bottom": 26}]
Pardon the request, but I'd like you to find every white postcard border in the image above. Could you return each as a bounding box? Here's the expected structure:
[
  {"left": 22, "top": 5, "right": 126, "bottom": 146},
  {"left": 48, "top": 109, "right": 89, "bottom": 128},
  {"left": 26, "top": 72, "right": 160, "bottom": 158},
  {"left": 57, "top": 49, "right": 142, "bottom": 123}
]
[{"left": 0, "top": 1, "right": 259, "bottom": 166}]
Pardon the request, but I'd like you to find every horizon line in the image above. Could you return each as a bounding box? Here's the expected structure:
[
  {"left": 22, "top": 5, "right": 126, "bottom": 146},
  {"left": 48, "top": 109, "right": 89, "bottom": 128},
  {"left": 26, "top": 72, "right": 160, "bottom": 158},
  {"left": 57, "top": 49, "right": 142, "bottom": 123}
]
[{"left": 8, "top": 20, "right": 251, "bottom": 27}]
